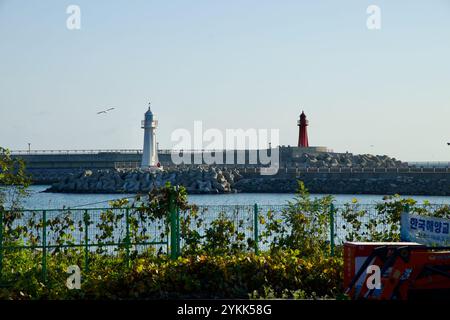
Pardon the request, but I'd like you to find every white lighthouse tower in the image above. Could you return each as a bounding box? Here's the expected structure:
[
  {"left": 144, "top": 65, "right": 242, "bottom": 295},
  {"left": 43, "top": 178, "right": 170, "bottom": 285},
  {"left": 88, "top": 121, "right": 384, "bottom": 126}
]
[{"left": 141, "top": 102, "right": 161, "bottom": 170}]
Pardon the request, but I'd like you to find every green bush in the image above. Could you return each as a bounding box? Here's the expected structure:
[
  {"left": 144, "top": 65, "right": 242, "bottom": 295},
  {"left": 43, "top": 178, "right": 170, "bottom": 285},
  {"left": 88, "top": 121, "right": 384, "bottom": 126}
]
[
  {"left": 0, "top": 251, "right": 343, "bottom": 300},
  {"left": 262, "top": 181, "right": 333, "bottom": 256}
]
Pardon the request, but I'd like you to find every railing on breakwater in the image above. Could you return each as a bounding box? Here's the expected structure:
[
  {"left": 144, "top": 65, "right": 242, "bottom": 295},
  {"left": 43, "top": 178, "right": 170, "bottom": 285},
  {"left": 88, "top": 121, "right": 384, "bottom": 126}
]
[
  {"left": 10, "top": 149, "right": 262, "bottom": 155},
  {"left": 268, "top": 166, "right": 450, "bottom": 174},
  {"left": 10, "top": 149, "right": 144, "bottom": 155},
  {"left": 407, "top": 161, "right": 450, "bottom": 168},
  {"left": 111, "top": 165, "right": 450, "bottom": 174}
]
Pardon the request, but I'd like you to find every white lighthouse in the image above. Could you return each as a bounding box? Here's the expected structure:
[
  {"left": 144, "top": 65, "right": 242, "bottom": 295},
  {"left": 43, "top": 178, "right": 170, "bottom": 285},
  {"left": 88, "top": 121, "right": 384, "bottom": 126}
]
[{"left": 141, "top": 102, "right": 161, "bottom": 170}]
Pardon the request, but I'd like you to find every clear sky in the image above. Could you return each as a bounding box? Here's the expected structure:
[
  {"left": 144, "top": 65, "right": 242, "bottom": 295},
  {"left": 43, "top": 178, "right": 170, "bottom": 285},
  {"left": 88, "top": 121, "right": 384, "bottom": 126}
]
[{"left": 0, "top": 0, "right": 449, "bottom": 162}]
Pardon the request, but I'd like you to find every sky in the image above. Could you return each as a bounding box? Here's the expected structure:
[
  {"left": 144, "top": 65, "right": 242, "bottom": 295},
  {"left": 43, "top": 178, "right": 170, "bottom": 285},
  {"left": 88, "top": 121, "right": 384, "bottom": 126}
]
[{"left": 0, "top": 0, "right": 449, "bottom": 162}]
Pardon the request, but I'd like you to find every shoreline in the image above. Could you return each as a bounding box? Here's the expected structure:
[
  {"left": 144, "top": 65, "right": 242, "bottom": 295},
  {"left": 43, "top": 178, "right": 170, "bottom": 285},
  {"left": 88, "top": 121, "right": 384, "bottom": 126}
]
[{"left": 39, "top": 187, "right": 450, "bottom": 197}]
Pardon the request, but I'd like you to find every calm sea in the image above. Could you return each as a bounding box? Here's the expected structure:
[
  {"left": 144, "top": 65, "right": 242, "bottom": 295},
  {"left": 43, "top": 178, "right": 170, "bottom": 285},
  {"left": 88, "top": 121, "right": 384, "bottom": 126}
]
[{"left": 17, "top": 185, "right": 450, "bottom": 210}]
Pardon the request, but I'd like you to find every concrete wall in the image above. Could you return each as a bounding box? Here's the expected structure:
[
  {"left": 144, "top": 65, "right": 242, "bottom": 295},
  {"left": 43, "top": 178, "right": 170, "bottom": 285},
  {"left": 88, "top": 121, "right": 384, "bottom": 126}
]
[
  {"left": 15, "top": 152, "right": 142, "bottom": 169},
  {"left": 13, "top": 150, "right": 279, "bottom": 170}
]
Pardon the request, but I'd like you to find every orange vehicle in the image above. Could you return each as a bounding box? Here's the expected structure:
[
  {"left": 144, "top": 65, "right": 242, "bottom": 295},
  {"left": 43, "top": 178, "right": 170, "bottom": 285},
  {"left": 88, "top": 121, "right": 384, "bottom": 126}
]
[{"left": 344, "top": 242, "right": 450, "bottom": 300}]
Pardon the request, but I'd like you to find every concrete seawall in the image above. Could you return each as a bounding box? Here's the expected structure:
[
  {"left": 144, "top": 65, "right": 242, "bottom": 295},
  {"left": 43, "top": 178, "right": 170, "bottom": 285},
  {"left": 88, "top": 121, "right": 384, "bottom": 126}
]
[
  {"left": 234, "top": 172, "right": 450, "bottom": 196},
  {"left": 12, "top": 147, "right": 409, "bottom": 172}
]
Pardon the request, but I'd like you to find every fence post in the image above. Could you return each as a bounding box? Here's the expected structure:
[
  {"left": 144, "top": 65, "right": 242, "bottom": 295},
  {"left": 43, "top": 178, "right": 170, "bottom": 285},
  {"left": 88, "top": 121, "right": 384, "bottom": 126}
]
[
  {"left": 0, "top": 210, "right": 3, "bottom": 282},
  {"left": 177, "top": 206, "right": 181, "bottom": 257},
  {"left": 169, "top": 194, "right": 179, "bottom": 260},
  {"left": 42, "top": 210, "right": 47, "bottom": 283},
  {"left": 254, "top": 204, "right": 259, "bottom": 255},
  {"left": 125, "top": 208, "right": 131, "bottom": 267},
  {"left": 329, "top": 204, "right": 335, "bottom": 257},
  {"left": 83, "top": 210, "right": 89, "bottom": 273},
  {"left": 404, "top": 204, "right": 410, "bottom": 215}
]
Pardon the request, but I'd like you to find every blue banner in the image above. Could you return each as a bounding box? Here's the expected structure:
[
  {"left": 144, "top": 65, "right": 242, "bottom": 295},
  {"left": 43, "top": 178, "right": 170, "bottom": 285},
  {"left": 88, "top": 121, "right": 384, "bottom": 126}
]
[{"left": 400, "top": 212, "right": 450, "bottom": 245}]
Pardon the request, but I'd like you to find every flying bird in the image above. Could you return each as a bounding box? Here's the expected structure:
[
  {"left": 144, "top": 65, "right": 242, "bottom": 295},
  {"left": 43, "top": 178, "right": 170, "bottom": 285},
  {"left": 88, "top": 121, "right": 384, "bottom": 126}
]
[
  {"left": 447, "top": 142, "right": 450, "bottom": 146},
  {"left": 96, "top": 107, "right": 116, "bottom": 115}
]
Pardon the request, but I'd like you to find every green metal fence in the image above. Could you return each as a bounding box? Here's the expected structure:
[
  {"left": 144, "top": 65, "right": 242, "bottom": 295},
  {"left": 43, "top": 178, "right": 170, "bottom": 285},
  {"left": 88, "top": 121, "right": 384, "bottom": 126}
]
[
  {"left": 0, "top": 207, "right": 170, "bottom": 284},
  {"left": 1, "top": 202, "right": 448, "bottom": 284},
  {"left": 179, "top": 204, "right": 261, "bottom": 253},
  {"left": 177, "top": 203, "right": 449, "bottom": 255}
]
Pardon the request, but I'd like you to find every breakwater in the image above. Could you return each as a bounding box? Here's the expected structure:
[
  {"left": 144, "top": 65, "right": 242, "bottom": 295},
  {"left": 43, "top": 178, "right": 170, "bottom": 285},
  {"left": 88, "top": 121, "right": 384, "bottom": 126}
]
[
  {"left": 234, "top": 173, "right": 450, "bottom": 196},
  {"left": 18, "top": 150, "right": 447, "bottom": 196},
  {"left": 13, "top": 148, "right": 408, "bottom": 174},
  {"left": 46, "top": 167, "right": 240, "bottom": 194},
  {"left": 44, "top": 167, "right": 450, "bottom": 196}
]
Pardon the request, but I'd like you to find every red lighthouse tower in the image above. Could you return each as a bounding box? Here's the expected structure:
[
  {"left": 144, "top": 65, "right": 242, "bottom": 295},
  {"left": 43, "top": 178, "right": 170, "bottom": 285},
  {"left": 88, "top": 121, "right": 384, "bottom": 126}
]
[{"left": 298, "top": 111, "right": 309, "bottom": 147}]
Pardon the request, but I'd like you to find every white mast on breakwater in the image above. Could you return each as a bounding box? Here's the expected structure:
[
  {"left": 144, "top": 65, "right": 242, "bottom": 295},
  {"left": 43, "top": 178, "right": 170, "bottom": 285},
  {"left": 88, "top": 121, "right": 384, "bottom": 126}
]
[{"left": 141, "top": 102, "right": 161, "bottom": 170}]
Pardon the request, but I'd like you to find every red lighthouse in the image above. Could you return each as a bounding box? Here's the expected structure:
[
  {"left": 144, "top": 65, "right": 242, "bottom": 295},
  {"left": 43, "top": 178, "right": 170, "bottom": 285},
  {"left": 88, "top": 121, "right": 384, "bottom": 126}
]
[{"left": 298, "top": 111, "right": 309, "bottom": 147}]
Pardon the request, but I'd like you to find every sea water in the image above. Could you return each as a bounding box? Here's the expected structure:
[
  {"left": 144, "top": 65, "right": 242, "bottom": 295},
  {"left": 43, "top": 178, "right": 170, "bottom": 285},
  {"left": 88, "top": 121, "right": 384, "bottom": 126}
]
[{"left": 17, "top": 185, "right": 450, "bottom": 209}]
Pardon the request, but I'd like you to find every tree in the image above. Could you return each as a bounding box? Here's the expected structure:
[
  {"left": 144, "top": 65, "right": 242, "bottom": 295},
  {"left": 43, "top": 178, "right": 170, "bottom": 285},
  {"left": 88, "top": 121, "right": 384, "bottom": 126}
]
[{"left": 0, "top": 147, "right": 30, "bottom": 211}]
